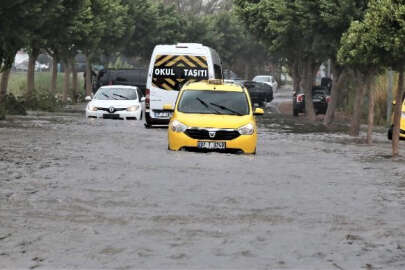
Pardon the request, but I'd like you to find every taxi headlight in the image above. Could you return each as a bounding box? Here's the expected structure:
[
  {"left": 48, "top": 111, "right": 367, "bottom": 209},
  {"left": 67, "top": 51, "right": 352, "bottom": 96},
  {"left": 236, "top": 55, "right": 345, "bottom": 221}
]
[
  {"left": 127, "top": 105, "right": 139, "bottom": 112},
  {"left": 238, "top": 123, "right": 255, "bottom": 135},
  {"left": 170, "top": 120, "right": 187, "bottom": 133},
  {"left": 88, "top": 104, "right": 98, "bottom": 111}
]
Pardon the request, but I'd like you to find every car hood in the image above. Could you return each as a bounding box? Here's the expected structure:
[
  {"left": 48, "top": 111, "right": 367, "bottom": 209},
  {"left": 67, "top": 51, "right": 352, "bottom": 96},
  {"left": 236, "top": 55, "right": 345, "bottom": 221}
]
[
  {"left": 174, "top": 112, "right": 253, "bottom": 129},
  {"left": 89, "top": 99, "right": 139, "bottom": 108}
]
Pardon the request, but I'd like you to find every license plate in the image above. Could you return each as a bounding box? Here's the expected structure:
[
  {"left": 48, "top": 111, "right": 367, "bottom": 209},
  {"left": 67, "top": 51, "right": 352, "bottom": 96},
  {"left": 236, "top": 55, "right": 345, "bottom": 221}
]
[
  {"left": 155, "top": 111, "right": 172, "bottom": 118},
  {"left": 103, "top": 114, "right": 120, "bottom": 119},
  {"left": 197, "top": 141, "right": 226, "bottom": 150}
]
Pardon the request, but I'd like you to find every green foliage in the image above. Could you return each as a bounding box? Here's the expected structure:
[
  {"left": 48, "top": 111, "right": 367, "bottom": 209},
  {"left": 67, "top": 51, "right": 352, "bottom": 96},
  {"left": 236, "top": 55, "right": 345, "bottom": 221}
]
[
  {"left": 23, "top": 91, "right": 63, "bottom": 112},
  {"left": 340, "top": 0, "right": 405, "bottom": 72},
  {"left": 108, "top": 57, "right": 134, "bottom": 69},
  {"left": 0, "top": 0, "right": 53, "bottom": 70}
]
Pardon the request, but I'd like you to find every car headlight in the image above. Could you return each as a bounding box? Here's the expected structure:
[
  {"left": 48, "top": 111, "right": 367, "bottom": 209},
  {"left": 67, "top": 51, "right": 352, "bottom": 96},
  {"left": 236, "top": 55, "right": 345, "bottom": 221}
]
[
  {"left": 88, "top": 104, "right": 98, "bottom": 111},
  {"left": 127, "top": 105, "right": 140, "bottom": 112},
  {"left": 238, "top": 123, "right": 255, "bottom": 135},
  {"left": 170, "top": 120, "right": 187, "bottom": 133}
]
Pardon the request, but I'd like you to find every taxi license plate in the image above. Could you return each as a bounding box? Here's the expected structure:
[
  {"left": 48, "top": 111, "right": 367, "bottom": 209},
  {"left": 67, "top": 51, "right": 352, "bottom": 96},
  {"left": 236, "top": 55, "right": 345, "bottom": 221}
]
[
  {"left": 197, "top": 141, "right": 226, "bottom": 150},
  {"left": 155, "top": 111, "right": 172, "bottom": 118}
]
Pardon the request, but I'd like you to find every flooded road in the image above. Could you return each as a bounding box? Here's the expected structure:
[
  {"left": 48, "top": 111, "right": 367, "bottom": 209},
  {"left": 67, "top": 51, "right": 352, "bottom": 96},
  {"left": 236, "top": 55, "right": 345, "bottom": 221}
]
[{"left": 0, "top": 97, "right": 405, "bottom": 269}]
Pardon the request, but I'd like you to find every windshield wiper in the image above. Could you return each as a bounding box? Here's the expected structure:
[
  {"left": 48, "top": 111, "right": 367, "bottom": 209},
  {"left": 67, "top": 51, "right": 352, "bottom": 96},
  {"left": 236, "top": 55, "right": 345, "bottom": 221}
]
[
  {"left": 209, "top": 102, "right": 242, "bottom": 116},
  {"left": 196, "top": 97, "right": 221, "bottom": 114},
  {"left": 102, "top": 93, "right": 110, "bottom": 99},
  {"left": 113, "top": 93, "right": 129, "bottom": 100}
]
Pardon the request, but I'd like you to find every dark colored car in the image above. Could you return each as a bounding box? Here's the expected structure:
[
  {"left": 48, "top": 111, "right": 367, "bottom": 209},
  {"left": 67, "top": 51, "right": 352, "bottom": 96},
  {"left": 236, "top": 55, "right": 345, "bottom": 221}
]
[
  {"left": 241, "top": 81, "right": 273, "bottom": 107},
  {"left": 293, "top": 86, "right": 331, "bottom": 116},
  {"left": 94, "top": 68, "right": 147, "bottom": 96}
]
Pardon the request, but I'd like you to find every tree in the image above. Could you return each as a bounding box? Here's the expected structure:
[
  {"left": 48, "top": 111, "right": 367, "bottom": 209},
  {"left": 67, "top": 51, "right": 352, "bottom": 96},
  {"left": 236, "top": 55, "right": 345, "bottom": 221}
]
[
  {"left": 319, "top": 0, "right": 368, "bottom": 126},
  {"left": 235, "top": 0, "right": 328, "bottom": 121},
  {"left": 77, "top": 0, "right": 130, "bottom": 96},
  {"left": 44, "top": 0, "right": 88, "bottom": 97},
  {"left": 339, "top": 0, "right": 405, "bottom": 156},
  {"left": 0, "top": 0, "right": 53, "bottom": 103}
]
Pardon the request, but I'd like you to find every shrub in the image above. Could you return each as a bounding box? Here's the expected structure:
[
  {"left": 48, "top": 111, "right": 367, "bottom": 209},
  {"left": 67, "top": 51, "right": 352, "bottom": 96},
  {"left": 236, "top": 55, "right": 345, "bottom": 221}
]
[
  {"left": 23, "top": 89, "right": 63, "bottom": 112},
  {"left": 4, "top": 94, "right": 27, "bottom": 115},
  {"left": 0, "top": 102, "right": 5, "bottom": 120}
]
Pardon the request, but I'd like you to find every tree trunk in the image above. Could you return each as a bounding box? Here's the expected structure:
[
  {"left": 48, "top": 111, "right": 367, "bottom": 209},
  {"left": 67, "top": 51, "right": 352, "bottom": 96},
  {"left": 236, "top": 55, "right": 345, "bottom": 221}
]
[
  {"left": 392, "top": 69, "right": 404, "bottom": 157},
  {"left": 367, "top": 80, "right": 375, "bottom": 145},
  {"left": 63, "top": 61, "right": 71, "bottom": 103},
  {"left": 85, "top": 55, "right": 92, "bottom": 97},
  {"left": 71, "top": 58, "right": 78, "bottom": 104},
  {"left": 27, "top": 50, "right": 39, "bottom": 99},
  {"left": 323, "top": 64, "right": 345, "bottom": 126},
  {"left": 303, "top": 60, "right": 316, "bottom": 121},
  {"left": 51, "top": 55, "right": 58, "bottom": 92},
  {"left": 386, "top": 70, "right": 394, "bottom": 125},
  {"left": 291, "top": 61, "right": 301, "bottom": 92},
  {"left": 350, "top": 72, "right": 367, "bottom": 136},
  {"left": 0, "top": 68, "right": 11, "bottom": 103}
]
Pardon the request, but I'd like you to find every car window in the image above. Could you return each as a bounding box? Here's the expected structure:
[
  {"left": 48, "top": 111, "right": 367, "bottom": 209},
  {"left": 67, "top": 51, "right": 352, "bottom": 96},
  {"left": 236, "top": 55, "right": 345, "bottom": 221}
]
[
  {"left": 178, "top": 90, "right": 250, "bottom": 115},
  {"left": 94, "top": 88, "right": 138, "bottom": 100}
]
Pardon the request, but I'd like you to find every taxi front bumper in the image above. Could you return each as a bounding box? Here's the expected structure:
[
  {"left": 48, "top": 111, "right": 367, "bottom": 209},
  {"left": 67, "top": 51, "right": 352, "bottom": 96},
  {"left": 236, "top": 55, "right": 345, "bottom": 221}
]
[{"left": 168, "top": 129, "right": 257, "bottom": 154}]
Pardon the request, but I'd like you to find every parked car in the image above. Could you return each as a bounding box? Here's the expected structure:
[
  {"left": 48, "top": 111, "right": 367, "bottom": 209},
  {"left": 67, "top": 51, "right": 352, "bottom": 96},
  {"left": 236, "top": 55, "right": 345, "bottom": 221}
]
[
  {"left": 85, "top": 85, "right": 145, "bottom": 120},
  {"left": 387, "top": 99, "right": 405, "bottom": 140},
  {"left": 242, "top": 81, "right": 273, "bottom": 107},
  {"left": 95, "top": 68, "right": 147, "bottom": 96},
  {"left": 293, "top": 86, "right": 331, "bottom": 116},
  {"left": 168, "top": 79, "right": 264, "bottom": 154},
  {"left": 252, "top": 75, "right": 278, "bottom": 92}
]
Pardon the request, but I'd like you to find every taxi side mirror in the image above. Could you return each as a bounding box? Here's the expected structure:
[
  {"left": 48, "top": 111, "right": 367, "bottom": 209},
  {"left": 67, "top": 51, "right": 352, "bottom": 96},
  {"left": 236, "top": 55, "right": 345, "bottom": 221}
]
[
  {"left": 254, "top": 108, "right": 264, "bottom": 115},
  {"left": 163, "top": 104, "right": 174, "bottom": 111},
  {"left": 392, "top": 100, "right": 396, "bottom": 105},
  {"left": 85, "top": 96, "right": 92, "bottom": 102}
]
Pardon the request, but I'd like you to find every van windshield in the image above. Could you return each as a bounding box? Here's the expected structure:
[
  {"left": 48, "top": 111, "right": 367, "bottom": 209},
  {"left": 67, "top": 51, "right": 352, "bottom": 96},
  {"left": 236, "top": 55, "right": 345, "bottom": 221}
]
[
  {"left": 177, "top": 90, "right": 250, "bottom": 115},
  {"left": 152, "top": 54, "right": 209, "bottom": 91}
]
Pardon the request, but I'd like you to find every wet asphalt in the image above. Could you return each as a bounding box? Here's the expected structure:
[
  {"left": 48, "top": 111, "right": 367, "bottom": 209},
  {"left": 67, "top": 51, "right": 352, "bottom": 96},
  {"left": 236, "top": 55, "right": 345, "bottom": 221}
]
[{"left": 0, "top": 88, "right": 405, "bottom": 269}]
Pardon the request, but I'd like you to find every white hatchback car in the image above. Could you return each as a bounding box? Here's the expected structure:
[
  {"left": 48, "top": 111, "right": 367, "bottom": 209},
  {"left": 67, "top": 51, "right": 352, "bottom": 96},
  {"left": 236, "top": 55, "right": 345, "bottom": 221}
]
[
  {"left": 252, "top": 75, "right": 278, "bottom": 92},
  {"left": 85, "top": 85, "right": 144, "bottom": 120}
]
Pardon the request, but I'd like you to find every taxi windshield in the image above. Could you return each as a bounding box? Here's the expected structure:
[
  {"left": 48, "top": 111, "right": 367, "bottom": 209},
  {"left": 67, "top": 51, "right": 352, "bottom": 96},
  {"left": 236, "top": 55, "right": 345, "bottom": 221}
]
[{"left": 177, "top": 90, "right": 249, "bottom": 115}]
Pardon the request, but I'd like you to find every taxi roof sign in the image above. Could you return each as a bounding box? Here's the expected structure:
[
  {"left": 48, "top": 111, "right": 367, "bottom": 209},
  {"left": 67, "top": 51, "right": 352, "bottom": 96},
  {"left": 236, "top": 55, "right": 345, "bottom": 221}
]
[{"left": 208, "top": 79, "right": 224, "bottom": 85}]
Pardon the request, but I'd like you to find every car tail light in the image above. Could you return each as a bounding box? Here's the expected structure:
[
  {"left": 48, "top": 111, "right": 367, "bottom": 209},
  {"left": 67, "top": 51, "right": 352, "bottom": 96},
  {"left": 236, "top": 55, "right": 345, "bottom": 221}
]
[
  {"left": 297, "top": 94, "right": 304, "bottom": 103},
  {"left": 145, "top": 89, "right": 150, "bottom": 109},
  {"left": 326, "top": 96, "right": 331, "bottom": 103}
]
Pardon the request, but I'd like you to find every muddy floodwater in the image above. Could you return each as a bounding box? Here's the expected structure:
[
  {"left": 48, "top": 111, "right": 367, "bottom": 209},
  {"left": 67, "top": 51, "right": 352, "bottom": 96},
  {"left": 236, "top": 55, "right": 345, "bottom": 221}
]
[{"left": 1, "top": 99, "right": 405, "bottom": 269}]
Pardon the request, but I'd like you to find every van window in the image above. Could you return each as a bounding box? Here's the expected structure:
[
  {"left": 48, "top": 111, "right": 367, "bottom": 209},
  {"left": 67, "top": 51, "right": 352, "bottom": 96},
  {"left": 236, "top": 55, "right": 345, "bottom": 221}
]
[
  {"left": 214, "top": 64, "right": 223, "bottom": 79},
  {"left": 152, "top": 55, "right": 209, "bottom": 91}
]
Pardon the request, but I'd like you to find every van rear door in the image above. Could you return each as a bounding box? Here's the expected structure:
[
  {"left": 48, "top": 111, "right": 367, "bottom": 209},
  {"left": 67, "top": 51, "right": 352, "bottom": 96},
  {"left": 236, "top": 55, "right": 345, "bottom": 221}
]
[{"left": 150, "top": 54, "right": 209, "bottom": 110}]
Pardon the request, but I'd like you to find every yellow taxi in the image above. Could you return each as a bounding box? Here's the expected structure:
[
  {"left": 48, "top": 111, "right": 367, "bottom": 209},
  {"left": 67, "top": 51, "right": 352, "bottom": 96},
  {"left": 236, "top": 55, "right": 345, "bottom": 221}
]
[
  {"left": 388, "top": 99, "right": 405, "bottom": 140},
  {"left": 167, "top": 79, "right": 264, "bottom": 154}
]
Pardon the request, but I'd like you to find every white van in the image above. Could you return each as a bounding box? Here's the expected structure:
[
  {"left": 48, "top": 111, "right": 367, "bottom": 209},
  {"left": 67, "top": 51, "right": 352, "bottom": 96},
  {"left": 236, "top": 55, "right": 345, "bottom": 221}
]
[{"left": 145, "top": 43, "right": 223, "bottom": 127}]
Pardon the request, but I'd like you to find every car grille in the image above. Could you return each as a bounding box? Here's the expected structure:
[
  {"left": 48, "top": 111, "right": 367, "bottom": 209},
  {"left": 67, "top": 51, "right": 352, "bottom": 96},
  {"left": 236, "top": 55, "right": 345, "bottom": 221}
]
[
  {"left": 98, "top": 107, "right": 126, "bottom": 112},
  {"left": 185, "top": 129, "right": 240, "bottom": 140}
]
